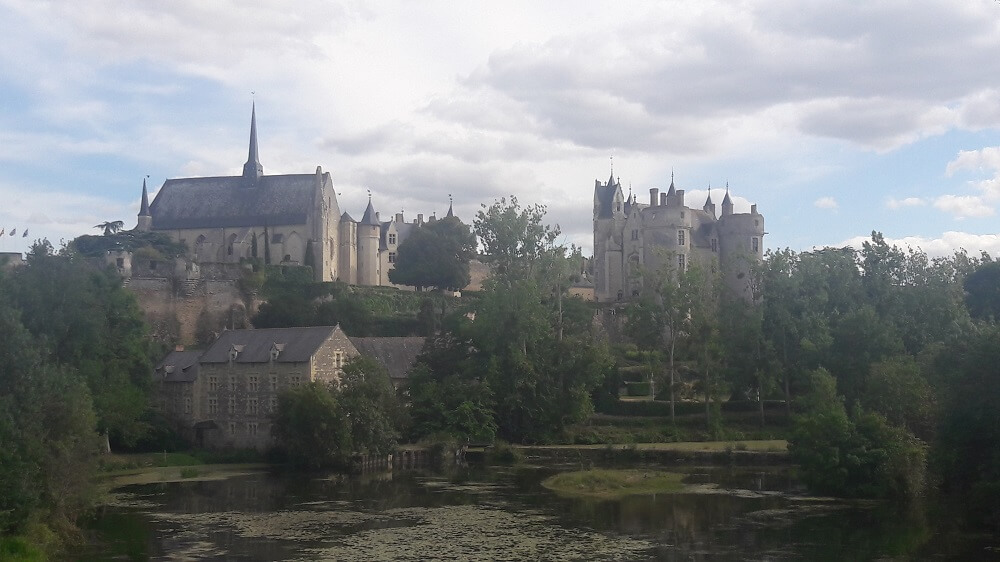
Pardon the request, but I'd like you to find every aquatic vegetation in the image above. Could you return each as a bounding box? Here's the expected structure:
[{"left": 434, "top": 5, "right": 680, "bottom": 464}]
[{"left": 542, "top": 469, "right": 685, "bottom": 499}]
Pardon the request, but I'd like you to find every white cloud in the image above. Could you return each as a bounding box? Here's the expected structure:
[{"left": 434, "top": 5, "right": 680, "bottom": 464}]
[
  {"left": 933, "top": 195, "right": 995, "bottom": 219},
  {"left": 886, "top": 197, "right": 926, "bottom": 209},
  {"left": 814, "top": 196, "right": 838, "bottom": 210},
  {"left": 835, "top": 231, "right": 1000, "bottom": 259},
  {"left": 946, "top": 146, "right": 1000, "bottom": 175}
]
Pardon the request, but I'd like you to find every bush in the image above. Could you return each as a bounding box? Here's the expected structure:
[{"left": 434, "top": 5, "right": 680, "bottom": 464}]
[
  {"left": 486, "top": 440, "right": 523, "bottom": 464},
  {"left": 625, "top": 381, "right": 651, "bottom": 396}
]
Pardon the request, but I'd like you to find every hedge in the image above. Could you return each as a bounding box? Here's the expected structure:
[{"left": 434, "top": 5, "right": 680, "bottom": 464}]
[{"left": 625, "top": 382, "right": 651, "bottom": 396}]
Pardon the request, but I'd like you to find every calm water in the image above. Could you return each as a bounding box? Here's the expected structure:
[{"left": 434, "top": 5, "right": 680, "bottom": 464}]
[{"left": 82, "top": 463, "right": 997, "bottom": 561}]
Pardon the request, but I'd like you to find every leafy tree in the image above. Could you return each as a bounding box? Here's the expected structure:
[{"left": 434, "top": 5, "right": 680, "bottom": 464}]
[
  {"left": 0, "top": 301, "right": 100, "bottom": 536},
  {"left": 931, "top": 325, "right": 1000, "bottom": 529},
  {"left": 94, "top": 220, "right": 125, "bottom": 236},
  {"left": 3, "top": 241, "right": 152, "bottom": 448},
  {"left": 475, "top": 195, "right": 558, "bottom": 285},
  {"left": 864, "top": 356, "right": 935, "bottom": 440},
  {"left": 69, "top": 229, "right": 188, "bottom": 259},
  {"left": 964, "top": 260, "right": 1000, "bottom": 321},
  {"left": 789, "top": 369, "right": 925, "bottom": 500},
  {"left": 338, "top": 356, "right": 405, "bottom": 456},
  {"left": 271, "top": 382, "right": 351, "bottom": 470},
  {"left": 389, "top": 216, "right": 476, "bottom": 291}
]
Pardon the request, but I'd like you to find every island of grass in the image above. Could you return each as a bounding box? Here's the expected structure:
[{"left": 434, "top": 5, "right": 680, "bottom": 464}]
[{"left": 542, "top": 469, "right": 685, "bottom": 499}]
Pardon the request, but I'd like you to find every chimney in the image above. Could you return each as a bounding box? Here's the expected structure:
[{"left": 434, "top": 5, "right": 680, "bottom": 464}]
[
  {"left": 660, "top": 193, "right": 667, "bottom": 206},
  {"left": 751, "top": 204, "right": 758, "bottom": 215},
  {"left": 677, "top": 189, "right": 685, "bottom": 207},
  {"left": 395, "top": 212, "right": 403, "bottom": 223},
  {"left": 649, "top": 188, "right": 659, "bottom": 206},
  {"left": 417, "top": 213, "right": 424, "bottom": 225}
]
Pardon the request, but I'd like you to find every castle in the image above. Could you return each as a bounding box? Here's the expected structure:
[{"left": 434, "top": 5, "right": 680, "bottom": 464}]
[
  {"left": 136, "top": 105, "right": 453, "bottom": 286},
  {"left": 592, "top": 172, "right": 764, "bottom": 302}
]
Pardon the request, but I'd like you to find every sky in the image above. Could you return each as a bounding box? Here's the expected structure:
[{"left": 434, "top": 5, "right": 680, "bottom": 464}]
[{"left": 1, "top": 0, "right": 999, "bottom": 259}]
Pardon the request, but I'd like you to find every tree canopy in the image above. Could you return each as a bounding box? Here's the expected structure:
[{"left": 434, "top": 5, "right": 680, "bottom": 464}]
[{"left": 388, "top": 216, "right": 476, "bottom": 291}]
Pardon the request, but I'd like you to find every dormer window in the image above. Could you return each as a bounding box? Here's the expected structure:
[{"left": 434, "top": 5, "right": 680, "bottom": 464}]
[
  {"left": 269, "top": 343, "right": 285, "bottom": 361},
  {"left": 229, "top": 344, "right": 245, "bottom": 362},
  {"left": 388, "top": 233, "right": 397, "bottom": 245}
]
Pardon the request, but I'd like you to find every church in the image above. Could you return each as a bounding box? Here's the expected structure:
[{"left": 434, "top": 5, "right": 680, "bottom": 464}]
[
  {"left": 592, "top": 171, "right": 765, "bottom": 302},
  {"left": 136, "top": 106, "right": 453, "bottom": 286}
]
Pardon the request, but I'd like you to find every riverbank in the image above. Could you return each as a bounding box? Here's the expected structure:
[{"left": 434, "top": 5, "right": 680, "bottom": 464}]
[
  {"left": 511, "top": 440, "right": 790, "bottom": 465},
  {"left": 542, "top": 469, "right": 686, "bottom": 498}
]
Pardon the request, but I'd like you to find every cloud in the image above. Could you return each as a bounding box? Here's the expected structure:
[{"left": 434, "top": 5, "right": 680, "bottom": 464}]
[
  {"left": 835, "top": 231, "right": 1000, "bottom": 259},
  {"left": 814, "top": 196, "right": 838, "bottom": 210},
  {"left": 886, "top": 197, "right": 926, "bottom": 209},
  {"left": 933, "top": 195, "right": 995, "bottom": 219},
  {"left": 932, "top": 146, "right": 1000, "bottom": 218}
]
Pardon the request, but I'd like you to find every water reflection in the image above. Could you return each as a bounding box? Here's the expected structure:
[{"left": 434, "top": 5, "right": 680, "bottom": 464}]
[{"left": 81, "top": 464, "right": 994, "bottom": 561}]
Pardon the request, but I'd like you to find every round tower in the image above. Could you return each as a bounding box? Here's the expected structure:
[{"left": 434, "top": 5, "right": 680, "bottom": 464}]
[{"left": 357, "top": 198, "right": 381, "bottom": 286}]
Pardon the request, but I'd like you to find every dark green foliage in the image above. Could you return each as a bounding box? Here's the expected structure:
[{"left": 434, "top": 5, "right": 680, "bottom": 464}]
[
  {"left": 625, "top": 381, "right": 651, "bottom": 396},
  {"left": 389, "top": 216, "right": 476, "bottom": 290},
  {"left": 271, "top": 382, "right": 352, "bottom": 470},
  {"left": 789, "top": 369, "right": 925, "bottom": 500},
  {"left": 864, "top": 356, "right": 935, "bottom": 440},
  {"left": 963, "top": 260, "right": 1000, "bottom": 321},
  {"left": 271, "top": 357, "right": 405, "bottom": 469},
  {"left": 0, "top": 305, "right": 100, "bottom": 536},
  {"left": 4, "top": 241, "right": 152, "bottom": 447},
  {"left": 930, "top": 325, "right": 1000, "bottom": 529},
  {"left": 69, "top": 229, "right": 187, "bottom": 259}
]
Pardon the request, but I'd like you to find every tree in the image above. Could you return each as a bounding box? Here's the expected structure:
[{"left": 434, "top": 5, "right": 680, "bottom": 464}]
[
  {"left": 964, "top": 260, "right": 1000, "bottom": 321},
  {"left": 3, "top": 240, "right": 153, "bottom": 448},
  {"left": 475, "top": 196, "right": 558, "bottom": 286},
  {"left": 389, "top": 216, "right": 476, "bottom": 291},
  {"left": 338, "top": 356, "right": 405, "bottom": 456},
  {"left": 271, "top": 382, "right": 351, "bottom": 470},
  {"left": 94, "top": 220, "right": 125, "bottom": 236},
  {"left": 0, "top": 300, "right": 100, "bottom": 536}
]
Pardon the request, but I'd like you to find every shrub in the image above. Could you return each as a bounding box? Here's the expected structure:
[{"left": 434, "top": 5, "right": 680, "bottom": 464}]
[{"left": 625, "top": 381, "right": 651, "bottom": 396}]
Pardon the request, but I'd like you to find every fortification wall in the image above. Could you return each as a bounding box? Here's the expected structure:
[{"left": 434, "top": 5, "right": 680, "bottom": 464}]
[{"left": 128, "top": 278, "right": 252, "bottom": 346}]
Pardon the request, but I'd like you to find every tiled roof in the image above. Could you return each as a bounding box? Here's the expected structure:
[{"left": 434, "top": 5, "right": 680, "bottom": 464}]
[
  {"left": 200, "top": 326, "right": 337, "bottom": 364},
  {"left": 348, "top": 336, "right": 425, "bottom": 380},
  {"left": 155, "top": 350, "right": 202, "bottom": 382},
  {"left": 149, "top": 173, "right": 322, "bottom": 229}
]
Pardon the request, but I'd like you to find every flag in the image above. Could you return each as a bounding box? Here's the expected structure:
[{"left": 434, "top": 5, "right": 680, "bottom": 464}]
[
  {"left": 22, "top": 229, "right": 28, "bottom": 237},
  {"left": 8, "top": 228, "right": 14, "bottom": 236}
]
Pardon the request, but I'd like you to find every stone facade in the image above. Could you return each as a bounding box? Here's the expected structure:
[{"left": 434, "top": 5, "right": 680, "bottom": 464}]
[
  {"left": 593, "top": 172, "right": 764, "bottom": 302},
  {"left": 136, "top": 105, "right": 454, "bottom": 288},
  {"left": 154, "top": 325, "right": 423, "bottom": 450}
]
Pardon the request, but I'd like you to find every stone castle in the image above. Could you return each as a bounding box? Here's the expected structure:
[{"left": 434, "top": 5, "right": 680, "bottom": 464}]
[
  {"left": 592, "top": 172, "right": 764, "bottom": 302},
  {"left": 136, "top": 104, "right": 454, "bottom": 287}
]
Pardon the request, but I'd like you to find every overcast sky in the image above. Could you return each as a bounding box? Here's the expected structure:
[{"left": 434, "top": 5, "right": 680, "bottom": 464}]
[{"left": 1, "top": 0, "right": 999, "bottom": 259}]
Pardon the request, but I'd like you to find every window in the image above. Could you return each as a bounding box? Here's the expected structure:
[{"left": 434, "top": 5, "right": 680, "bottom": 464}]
[
  {"left": 616, "top": 202, "right": 621, "bottom": 212},
  {"left": 291, "top": 376, "right": 301, "bottom": 388},
  {"left": 116, "top": 257, "right": 124, "bottom": 268},
  {"left": 681, "top": 211, "right": 685, "bottom": 219},
  {"left": 711, "top": 239, "right": 718, "bottom": 253},
  {"left": 208, "top": 398, "right": 218, "bottom": 414},
  {"left": 247, "top": 422, "right": 258, "bottom": 437},
  {"left": 678, "top": 254, "right": 686, "bottom": 271},
  {"left": 229, "top": 375, "right": 237, "bottom": 391},
  {"left": 247, "top": 397, "right": 259, "bottom": 415},
  {"left": 388, "top": 252, "right": 396, "bottom": 264},
  {"left": 334, "top": 351, "right": 344, "bottom": 370},
  {"left": 678, "top": 230, "right": 685, "bottom": 246},
  {"left": 183, "top": 397, "right": 191, "bottom": 414},
  {"left": 271, "top": 233, "right": 283, "bottom": 243},
  {"left": 229, "top": 422, "right": 237, "bottom": 436},
  {"left": 631, "top": 229, "right": 638, "bottom": 240},
  {"left": 269, "top": 396, "right": 277, "bottom": 412},
  {"left": 752, "top": 237, "right": 759, "bottom": 253},
  {"left": 388, "top": 233, "right": 397, "bottom": 245},
  {"left": 228, "top": 397, "right": 236, "bottom": 414},
  {"left": 248, "top": 376, "right": 259, "bottom": 392},
  {"left": 270, "top": 376, "right": 278, "bottom": 391},
  {"left": 208, "top": 376, "right": 218, "bottom": 392}
]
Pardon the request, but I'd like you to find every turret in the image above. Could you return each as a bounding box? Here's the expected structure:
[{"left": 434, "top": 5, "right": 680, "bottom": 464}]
[
  {"left": 137, "top": 178, "right": 152, "bottom": 231},
  {"left": 703, "top": 188, "right": 716, "bottom": 218},
  {"left": 357, "top": 196, "right": 381, "bottom": 285},
  {"left": 721, "top": 185, "right": 734, "bottom": 216}
]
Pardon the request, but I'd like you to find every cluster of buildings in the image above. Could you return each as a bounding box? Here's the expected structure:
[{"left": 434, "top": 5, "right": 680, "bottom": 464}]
[
  {"left": 139, "top": 106, "right": 764, "bottom": 450},
  {"left": 155, "top": 325, "right": 423, "bottom": 450}
]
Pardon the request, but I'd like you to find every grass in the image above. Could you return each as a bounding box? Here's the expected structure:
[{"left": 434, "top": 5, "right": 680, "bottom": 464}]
[
  {"left": 542, "top": 469, "right": 686, "bottom": 499},
  {"left": 524, "top": 440, "right": 788, "bottom": 452}
]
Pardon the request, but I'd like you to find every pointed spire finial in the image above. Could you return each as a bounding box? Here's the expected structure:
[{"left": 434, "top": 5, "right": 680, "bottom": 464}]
[
  {"left": 243, "top": 102, "right": 263, "bottom": 184},
  {"left": 138, "top": 176, "right": 151, "bottom": 217},
  {"left": 446, "top": 194, "right": 455, "bottom": 218}
]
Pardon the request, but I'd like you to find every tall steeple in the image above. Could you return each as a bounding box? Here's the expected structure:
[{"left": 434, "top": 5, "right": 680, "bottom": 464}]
[
  {"left": 703, "top": 185, "right": 716, "bottom": 218},
  {"left": 446, "top": 194, "right": 454, "bottom": 218},
  {"left": 242, "top": 102, "right": 263, "bottom": 185},
  {"left": 721, "top": 182, "right": 734, "bottom": 216},
  {"left": 137, "top": 178, "right": 152, "bottom": 231}
]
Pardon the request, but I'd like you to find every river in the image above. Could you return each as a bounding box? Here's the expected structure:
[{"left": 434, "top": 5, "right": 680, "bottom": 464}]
[{"left": 81, "top": 462, "right": 997, "bottom": 560}]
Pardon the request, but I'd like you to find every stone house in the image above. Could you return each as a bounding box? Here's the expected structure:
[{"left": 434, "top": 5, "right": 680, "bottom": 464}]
[{"left": 153, "top": 325, "right": 424, "bottom": 450}]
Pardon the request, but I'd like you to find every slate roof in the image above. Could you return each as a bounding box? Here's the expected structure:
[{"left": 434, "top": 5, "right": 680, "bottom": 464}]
[
  {"left": 200, "top": 326, "right": 337, "bottom": 364},
  {"left": 360, "top": 200, "right": 380, "bottom": 225},
  {"left": 348, "top": 336, "right": 425, "bottom": 380},
  {"left": 594, "top": 174, "right": 619, "bottom": 219},
  {"left": 155, "top": 350, "right": 201, "bottom": 382},
  {"left": 149, "top": 174, "right": 320, "bottom": 229}
]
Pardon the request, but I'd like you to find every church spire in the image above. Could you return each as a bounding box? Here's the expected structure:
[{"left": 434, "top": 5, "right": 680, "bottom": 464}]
[
  {"left": 242, "top": 102, "right": 263, "bottom": 184},
  {"left": 138, "top": 178, "right": 150, "bottom": 217},
  {"left": 446, "top": 194, "right": 454, "bottom": 218}
]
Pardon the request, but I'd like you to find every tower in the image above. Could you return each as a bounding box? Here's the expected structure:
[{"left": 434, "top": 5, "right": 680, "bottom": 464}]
[
  {"left": 137, "top": 178, "right": 152, "bottom": 231},
  {"left": 242, "top": 103, "right": 263, "bottom": 185},
  {"left": 357, "top": 195, "right": 381, "bottom": 286}
]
